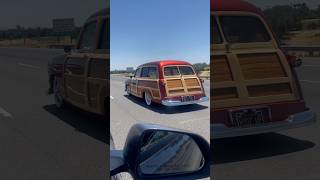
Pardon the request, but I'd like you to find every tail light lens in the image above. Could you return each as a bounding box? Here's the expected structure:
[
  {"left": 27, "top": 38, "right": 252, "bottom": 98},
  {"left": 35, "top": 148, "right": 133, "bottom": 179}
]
[{"left": 159, "top": 79, "right": 167, "bottom": 98}]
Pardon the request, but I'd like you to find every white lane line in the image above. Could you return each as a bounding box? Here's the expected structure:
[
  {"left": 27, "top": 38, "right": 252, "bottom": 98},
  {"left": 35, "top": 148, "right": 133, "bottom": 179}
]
[
  {"left": 0, "top": 107, "right": 12, "bottom": 118},
  {"left": 300, "top": 80, "right": 320, "bottom": 84},
  {"left": 110, "top": 96, "right": 114, "bottom": 100},
  {"left": 18, "top": 62, "right": 41, "bottom": 69}
]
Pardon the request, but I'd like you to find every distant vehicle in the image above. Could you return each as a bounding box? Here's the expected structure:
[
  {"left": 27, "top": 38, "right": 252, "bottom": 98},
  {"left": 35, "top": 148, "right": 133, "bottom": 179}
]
[
  {"left": 47, "top": 8, "right": 109, "bottom": 117},
  {"left": 110, "top": 123, "right": 210, "bottom": 179},
  {"left": 211, "top": 0, "right": 316, "bottom": 138},
  {"left": 125, "top": 60, "right": 209, "bottom": 106}
]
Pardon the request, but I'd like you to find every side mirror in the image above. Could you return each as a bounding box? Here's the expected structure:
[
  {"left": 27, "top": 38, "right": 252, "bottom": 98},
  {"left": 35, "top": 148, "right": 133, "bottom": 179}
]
[
  {"left": 137, "top": 131, "right": 205, "bottom": 176},
  {"left": 64, "top": 46, "right": 71, "bottom": 53},
  {"left": 110, "top": 124, "right": 210, "bottom": 179}
]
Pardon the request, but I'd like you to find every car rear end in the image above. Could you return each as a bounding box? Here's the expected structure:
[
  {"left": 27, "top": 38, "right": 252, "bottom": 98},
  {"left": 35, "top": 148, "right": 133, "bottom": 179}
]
[
  {"left": 160, "top": 63, "right": 209, "bottom": 106},
  {"left": 211, "top": 8, "right": 316, "bottom": 138}
]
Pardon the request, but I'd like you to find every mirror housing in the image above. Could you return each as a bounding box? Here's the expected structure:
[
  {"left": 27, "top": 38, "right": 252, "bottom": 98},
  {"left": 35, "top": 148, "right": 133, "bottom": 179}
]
[{"left": 114, "top": 124, "right": 210, "bottom": 179}]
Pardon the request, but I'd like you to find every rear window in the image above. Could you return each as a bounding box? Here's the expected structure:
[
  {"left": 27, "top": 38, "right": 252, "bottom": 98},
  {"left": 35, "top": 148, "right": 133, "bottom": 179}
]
[
  {"left": 164, "top": 66, "right": 195, "bottom": 76},
  {"left": 164, "top": 66, "right": 180, "bottom": 76},
  {"left": 141, "top": 67, "right": 158, "bottom": 79},
  {"left": 179, "top": 66, "right": 195, "bottom": 75},
  {"left": 219, "top": 16, "right": 271, "bottom": 43}
]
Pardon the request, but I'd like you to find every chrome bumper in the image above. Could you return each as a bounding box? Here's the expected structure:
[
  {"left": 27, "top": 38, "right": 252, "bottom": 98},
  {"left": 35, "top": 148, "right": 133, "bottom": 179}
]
[
  {"left": 211, "top": 110, "right": 316, "bottom": 139},
  {"left": 161, "top": 96, "right": 209, "bottom": 106}
]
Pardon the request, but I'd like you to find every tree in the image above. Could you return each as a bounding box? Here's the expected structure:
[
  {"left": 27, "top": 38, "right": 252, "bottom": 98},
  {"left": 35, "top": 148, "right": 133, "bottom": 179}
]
[{"left": 193, "top": 63, "right": 209, "bottom": 73}]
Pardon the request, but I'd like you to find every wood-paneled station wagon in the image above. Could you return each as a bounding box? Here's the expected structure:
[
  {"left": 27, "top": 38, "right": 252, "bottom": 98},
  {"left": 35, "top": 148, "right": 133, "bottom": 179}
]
[
  {"left": 48, "top": 8, "right": 109, "bottom": 117},
  {"left": 125, "top": 60, "right": 209, "bottom": 106},
  {"left": 211, "top": 0, "right": 316, "bottom": 139}
]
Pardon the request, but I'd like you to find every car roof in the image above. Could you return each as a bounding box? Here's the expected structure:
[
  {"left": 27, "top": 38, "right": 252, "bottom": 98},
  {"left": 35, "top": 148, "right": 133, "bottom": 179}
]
[
  {"left": 139, "top": 60, "right": 192, "bottom": 68},
  {"left": 86, "top": 8, "right": 109, "bottom": 22},
  {"left": 211, "top": 0, "right": 263, "bottom": 15}
]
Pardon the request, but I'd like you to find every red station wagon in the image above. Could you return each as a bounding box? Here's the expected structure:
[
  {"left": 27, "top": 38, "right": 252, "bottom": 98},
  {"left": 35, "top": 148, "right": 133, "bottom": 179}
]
[
  {"left": 211, "top": 0, "right": 316, "bottom": 139},
  {"left": 125, "top": 60, "right": 209, "bottom": 106}
]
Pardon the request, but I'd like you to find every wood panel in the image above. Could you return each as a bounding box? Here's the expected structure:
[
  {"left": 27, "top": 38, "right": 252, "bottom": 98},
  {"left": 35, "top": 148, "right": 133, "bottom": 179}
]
[
  {"left": 247, "top": 83, "right": 292, "bottom": 97},
  {"left": 238, "top": 53, "right": 287, "bottom": 80},
  {"left": 169, "top": 89, "right": 185, "bottom": 94},
  {"left": 213, "top": 87, "right": 238, "bottom": 101},
  {"left": 185, "top": 78, "right": 200, "bottom": 87},
  {"left": 212, "top": 55, "right": 233, "bottom": 82},
  {"left": 166, "top": 79, "right": 183, "bottom": 88}
]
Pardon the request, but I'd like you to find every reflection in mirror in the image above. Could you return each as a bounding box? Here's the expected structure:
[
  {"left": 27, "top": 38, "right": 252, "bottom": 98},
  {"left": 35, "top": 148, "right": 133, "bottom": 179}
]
[{"left": 138, "top": 131, "right": 204, "bottom": 176}]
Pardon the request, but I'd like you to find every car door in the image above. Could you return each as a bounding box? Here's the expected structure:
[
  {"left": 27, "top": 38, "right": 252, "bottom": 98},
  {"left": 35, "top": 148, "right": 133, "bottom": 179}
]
[
  {"left": 131, "top": 68, "right": 141, "bottom": 96},
  {"left": 87, "top": 17, "right": 109, "bottom": 114},
  {"left": 64, "top": 20, "right": 98, "bottom": 109},
  {"left": 212, "top": 12, "right": 299, "bottom": 109}
]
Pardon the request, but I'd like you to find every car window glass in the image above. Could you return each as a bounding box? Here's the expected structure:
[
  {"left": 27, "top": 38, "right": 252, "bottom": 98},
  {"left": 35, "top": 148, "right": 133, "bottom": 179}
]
[
  {"left": 148, "top": 67, "right": 158, "bottom": 79},
  {"left": 211, "top": 17, "right": 222, "bottom": 44},
  {"left": 79, "top": 22, "right": 97, "bottom": 50},
  {"left": 164, "top": 66, "right": 180, "bottom": 76},
  {"left": 179, "top": 66, "right": 195, "bottom": 75},
  {"left": 141, "top": 67, "right": 149, "bottom": 78},
  {"left": 65, "top": 58, "right": 86, "bottom": 75},
  {"left": 135, "top": 68, "right": 142, "bottom": 78},
  {"left": 220, "top": 16, "right": 271, "bottom": 43},
  {"left": 99, "top": 19, "right": 109, "bottom": 49}
]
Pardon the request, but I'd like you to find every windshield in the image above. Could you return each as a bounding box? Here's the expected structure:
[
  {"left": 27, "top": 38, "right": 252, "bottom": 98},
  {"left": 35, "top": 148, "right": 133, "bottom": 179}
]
[{"left": 219, "top": 15, "right": 271, "bottom": 43}]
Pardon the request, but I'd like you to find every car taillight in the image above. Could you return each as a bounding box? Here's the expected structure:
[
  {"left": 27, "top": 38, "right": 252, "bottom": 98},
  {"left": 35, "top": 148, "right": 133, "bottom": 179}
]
[
  {"left": 291, "top": 67, "right": 304, "bottom": 100},
  {"left": 159, "top": 79, "right": 167, "bottom": 98},
  {"left": 159, "top": 80, "right": 166, "bottom": 87}
]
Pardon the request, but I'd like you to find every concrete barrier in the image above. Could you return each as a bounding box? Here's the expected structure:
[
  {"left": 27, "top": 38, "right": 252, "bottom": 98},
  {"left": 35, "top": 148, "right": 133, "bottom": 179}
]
[{"left": 282, "top": 45, "right": 320, "bottom": 57}]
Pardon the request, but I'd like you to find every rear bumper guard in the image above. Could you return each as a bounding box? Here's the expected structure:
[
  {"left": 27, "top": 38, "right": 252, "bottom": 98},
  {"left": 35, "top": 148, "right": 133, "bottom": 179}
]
[
  {"left": 162, "top": 96, "right": 209, "bottom": 106},
  {"left": 211, "top": 110, "right": 316, "bottom": 139}
]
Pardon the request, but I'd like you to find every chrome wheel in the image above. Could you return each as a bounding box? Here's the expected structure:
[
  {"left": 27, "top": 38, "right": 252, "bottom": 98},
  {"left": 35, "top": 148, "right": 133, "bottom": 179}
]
[
  {"left": 54, "top": 77, "right": 64, "bottom": 108},
  {"left": 144, "top": 91, "right": 152, "bottom": 106}
]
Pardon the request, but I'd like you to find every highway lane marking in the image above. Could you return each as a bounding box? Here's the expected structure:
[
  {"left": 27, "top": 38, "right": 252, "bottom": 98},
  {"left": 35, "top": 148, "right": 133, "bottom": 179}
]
[
  {"left": 300, "top": 80, "right": 320, "bottom": 84},
  {"left": 18, "top": 62, "right": 41, "bottom": 70},
  {"left": 0, "top": 107, "right": 12, "bottom": 118}
]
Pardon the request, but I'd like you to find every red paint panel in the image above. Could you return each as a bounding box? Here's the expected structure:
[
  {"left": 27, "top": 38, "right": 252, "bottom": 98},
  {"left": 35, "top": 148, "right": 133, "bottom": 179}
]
[{"left": 211, "top": 0, "right": 263, "bottom": 15}]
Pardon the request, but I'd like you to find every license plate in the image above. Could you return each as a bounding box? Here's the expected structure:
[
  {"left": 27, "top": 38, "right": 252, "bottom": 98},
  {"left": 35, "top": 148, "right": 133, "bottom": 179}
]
[
  {"left": 230, "top": 107, "right": 271, "bottom": 127},
  {"left": 181, "top": 96, "right": 194, "bottom": 102}
]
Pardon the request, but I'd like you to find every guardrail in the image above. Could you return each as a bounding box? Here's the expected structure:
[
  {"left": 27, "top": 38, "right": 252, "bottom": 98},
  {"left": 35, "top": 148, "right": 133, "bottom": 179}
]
[{"left": 282, "top": 45, "right": 320, "bottom": 57}]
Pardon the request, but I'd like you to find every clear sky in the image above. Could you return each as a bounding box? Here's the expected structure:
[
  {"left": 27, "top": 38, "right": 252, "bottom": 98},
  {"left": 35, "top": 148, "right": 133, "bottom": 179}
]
[
  {"left": 0, "top": 0, "right": 107, "bottom": 30},
  {"left": 110, "top": 0, "right": 210, "bottom": 70}
]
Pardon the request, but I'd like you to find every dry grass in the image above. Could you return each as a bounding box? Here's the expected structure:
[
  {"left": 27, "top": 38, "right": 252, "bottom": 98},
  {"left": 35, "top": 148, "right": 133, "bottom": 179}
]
[
  {"left": 283, "top": 30, "right": 320, "bottom": 45},
  {"left": 0, "top": 36, "right": 77, "bottom": 48},
  {"left": 199, "top": 70, "right": 210, "bottom": 79}
]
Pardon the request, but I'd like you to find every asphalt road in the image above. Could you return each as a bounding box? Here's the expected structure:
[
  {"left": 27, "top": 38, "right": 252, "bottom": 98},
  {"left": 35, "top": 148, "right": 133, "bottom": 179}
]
[
  {"left": 110, "top": 74, "right": 210, "bottom": 179},
  {"left": 0, "top": 48, "right": 107, "bottom": 180},
  {"left": 212, "top": 57, "right": 320, "bottom": 180}
]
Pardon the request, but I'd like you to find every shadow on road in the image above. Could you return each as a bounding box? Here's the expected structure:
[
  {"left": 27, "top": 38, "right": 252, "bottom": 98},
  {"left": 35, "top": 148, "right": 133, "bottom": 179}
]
[
  {"left": 124, "top": 94, "right": 208, "bottom": 114},
  {"left": 211, "top": 133, "right": 315, "bottom": 164},
  {"left": 43, "top": 104, "right": 107, "bottom": 144}
]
